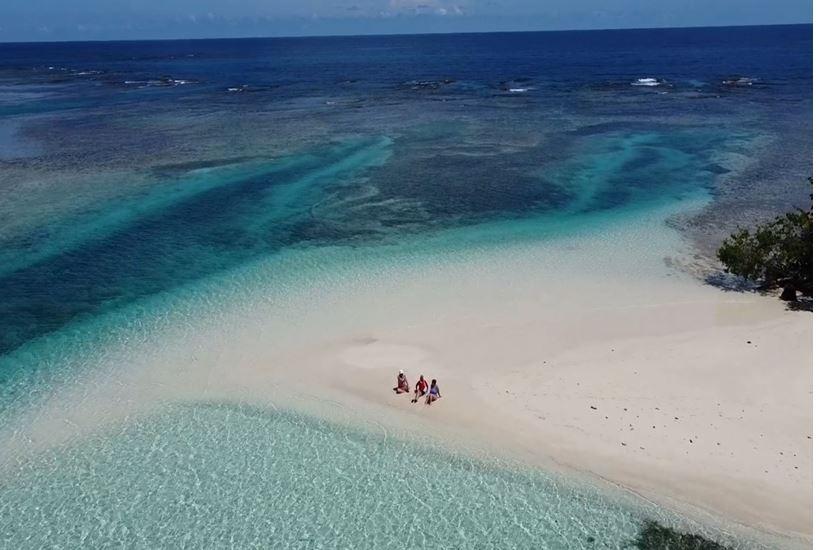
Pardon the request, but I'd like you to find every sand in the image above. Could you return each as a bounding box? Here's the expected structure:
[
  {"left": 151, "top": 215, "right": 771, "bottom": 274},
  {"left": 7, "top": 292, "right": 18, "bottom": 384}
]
[
  {"left": 2, "top": 209, "right": 811, "bottom": 548},
  {"left": 329, "top": 285, "right": 812, "bottom": 543},
  {"left": 283, "top": 267, "right": 810, "bottom": 545}
]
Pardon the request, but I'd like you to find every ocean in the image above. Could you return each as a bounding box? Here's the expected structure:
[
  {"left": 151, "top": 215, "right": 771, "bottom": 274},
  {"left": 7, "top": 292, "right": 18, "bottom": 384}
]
[{"left": 0, "top": 24, "right": 812, "bottom": 548}]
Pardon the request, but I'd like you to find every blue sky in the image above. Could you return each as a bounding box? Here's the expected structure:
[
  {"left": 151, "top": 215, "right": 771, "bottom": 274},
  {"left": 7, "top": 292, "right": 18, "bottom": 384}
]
[{"left": 0, "top": 0, "right": 811, "bottom": 42}]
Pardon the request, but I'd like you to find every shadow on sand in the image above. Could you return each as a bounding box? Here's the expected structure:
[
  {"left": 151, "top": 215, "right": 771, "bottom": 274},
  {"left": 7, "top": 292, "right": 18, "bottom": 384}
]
[{"left": 704, "top": 271, "right": 812, "bottom": 312}]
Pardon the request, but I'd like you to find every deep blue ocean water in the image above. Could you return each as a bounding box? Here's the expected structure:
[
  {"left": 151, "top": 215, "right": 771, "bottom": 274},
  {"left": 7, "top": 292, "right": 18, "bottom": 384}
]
[{"left": 0, "top": 25, "right": 812, "bottom": 548}]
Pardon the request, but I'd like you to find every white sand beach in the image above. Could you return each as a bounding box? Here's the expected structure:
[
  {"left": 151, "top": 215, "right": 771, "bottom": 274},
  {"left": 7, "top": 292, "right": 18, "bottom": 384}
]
[
  {"left": 328, "top": 276, "right": 812, "bottom": 543},
  {"left": 3, "top": 206, "right": 811, "bottom": 548}
]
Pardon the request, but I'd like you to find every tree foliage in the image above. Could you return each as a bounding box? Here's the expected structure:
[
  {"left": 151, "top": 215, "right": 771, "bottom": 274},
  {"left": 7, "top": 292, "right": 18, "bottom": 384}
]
[{"left": 717, "top": 183, "right": 812, "bottom": 299}]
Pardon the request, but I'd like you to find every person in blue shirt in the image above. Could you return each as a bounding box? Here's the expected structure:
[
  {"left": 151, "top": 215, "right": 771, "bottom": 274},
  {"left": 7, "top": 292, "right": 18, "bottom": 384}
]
[{"left": 425, "top": 379, "right": 441, "bottom": 405}]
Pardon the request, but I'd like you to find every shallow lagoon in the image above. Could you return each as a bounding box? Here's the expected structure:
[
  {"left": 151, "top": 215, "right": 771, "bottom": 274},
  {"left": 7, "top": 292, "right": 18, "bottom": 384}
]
[{"left": 1, "top": 402, "right": 743, "bottom": 549}]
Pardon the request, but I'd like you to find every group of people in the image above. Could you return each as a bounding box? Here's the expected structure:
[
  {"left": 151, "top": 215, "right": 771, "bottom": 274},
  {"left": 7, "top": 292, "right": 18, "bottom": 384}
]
[{"left": 393, "top": 370, "right": 441, "bottom": 405}]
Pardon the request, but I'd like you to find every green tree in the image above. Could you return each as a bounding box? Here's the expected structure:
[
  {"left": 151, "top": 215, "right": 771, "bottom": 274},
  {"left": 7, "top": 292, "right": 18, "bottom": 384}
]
[{"left": 717, "top": 182, "right": 812, "bottom": 301}]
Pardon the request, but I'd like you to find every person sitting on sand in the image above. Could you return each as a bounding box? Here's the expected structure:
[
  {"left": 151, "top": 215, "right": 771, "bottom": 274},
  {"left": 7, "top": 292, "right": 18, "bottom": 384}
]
[
  {"left": 394, "top": 369, "right": 410, "bottom": 394},
  {"left": 426, "top": 379, "right": 441, "bottom": 405},
  {"left": 412, "top": 374, "right": 428, "bottom": 403}
]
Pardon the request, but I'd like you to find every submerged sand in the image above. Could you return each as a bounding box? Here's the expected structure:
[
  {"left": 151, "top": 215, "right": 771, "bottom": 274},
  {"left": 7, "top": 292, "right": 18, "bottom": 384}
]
[{"left": 2, "top": 205, "right": 811, "bottom": 548}]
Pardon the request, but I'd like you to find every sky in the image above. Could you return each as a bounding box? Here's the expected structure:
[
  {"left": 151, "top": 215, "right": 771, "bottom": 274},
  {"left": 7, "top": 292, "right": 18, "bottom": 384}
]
[{"left": 0, "top": 0, "right": 811, "bottom": 42}]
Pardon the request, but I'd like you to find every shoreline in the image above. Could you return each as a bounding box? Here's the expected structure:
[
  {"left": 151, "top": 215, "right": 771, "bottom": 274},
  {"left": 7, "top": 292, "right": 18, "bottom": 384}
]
[{"left": 0, "top": 200, "right": 811, "bottom": 548}]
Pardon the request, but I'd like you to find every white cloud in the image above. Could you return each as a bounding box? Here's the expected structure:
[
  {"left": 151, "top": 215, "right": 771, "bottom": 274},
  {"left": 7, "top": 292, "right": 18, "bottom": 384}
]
[{"left": 386, "top": 0, "right": 465, "bottom": 16}]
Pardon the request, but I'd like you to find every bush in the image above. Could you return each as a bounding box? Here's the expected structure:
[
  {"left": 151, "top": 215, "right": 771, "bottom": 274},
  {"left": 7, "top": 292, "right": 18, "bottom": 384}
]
[{"left": 717, "top": 187, "right": 812, "bottom": 300}]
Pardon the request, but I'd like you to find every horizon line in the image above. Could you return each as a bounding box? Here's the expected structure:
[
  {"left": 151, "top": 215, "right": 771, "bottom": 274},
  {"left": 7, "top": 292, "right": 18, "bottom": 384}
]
[{"left": 0, "top": 21, "right": 810, "bottom": 46}]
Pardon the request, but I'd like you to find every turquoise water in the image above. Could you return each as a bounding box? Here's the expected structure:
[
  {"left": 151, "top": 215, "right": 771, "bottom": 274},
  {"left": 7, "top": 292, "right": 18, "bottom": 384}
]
[
  {"left": 0, "top": 137, "right": 393, "bottom": 355},
  {"left": 0, "top": 128, "right": 743, "bottom": 357},
  {"left": 0, "top": 402, "right": 736, "bottom": 549}
]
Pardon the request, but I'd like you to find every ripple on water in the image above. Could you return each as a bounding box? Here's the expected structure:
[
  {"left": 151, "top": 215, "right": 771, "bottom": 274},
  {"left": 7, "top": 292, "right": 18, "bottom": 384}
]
[{"left": 0, "top": 401, "right": 747, "bottom": 549}]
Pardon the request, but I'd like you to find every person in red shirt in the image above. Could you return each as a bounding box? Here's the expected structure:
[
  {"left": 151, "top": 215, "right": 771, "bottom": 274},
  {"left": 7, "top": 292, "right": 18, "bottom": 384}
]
[
  {"left": 394, "top": 370, "right": 410, "bottom": 394},
  {"left": 412, "top": 374, "right": 428, "bottom": 403}
]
